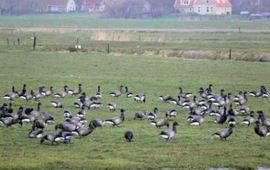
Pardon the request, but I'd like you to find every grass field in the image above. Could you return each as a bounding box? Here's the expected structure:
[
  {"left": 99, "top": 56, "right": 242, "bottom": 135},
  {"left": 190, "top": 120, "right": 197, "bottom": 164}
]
[
  {"left": 0, "top": 13, "right": 270, "bottom": 29},
  {"left": 0, "top": 45, "right": 270, "bottom": 169}
]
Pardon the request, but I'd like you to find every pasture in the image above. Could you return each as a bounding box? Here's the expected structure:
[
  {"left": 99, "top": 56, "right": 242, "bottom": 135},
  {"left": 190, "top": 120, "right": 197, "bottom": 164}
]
[
  {"left": 0, "top": 45, "right": 270, "bottom": 169},
  {"left": 0, "top": 13, "right": 270, "bottom": 169}
]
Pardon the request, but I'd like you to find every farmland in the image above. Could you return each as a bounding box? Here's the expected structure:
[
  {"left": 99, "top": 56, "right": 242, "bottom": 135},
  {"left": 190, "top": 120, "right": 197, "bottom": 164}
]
[{"left": 0, "top": 14, "right": 270, "bottom": 169}]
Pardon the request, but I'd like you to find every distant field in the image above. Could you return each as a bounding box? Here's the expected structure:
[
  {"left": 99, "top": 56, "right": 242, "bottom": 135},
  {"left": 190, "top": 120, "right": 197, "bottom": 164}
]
[
  {"left": 0, "top": 45, "right": 270, "bottom": 169},
  {"left": 0, "top": 13, "right": 270, "bottom": 29}
]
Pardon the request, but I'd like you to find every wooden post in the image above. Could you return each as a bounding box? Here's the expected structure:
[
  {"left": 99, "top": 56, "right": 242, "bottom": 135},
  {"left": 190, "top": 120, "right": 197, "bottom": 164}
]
[
  {"left": 6, "top": 38, "right": 9, "bottom": 46},
  {"left": 33, "top": 36, "right": 37, "bottom": 50},
  {"left": 17, "top": 38, "right": 20, "bottom": 45},
  {"left": 238, "top": 27, "right": 241, "bottom": 33},
  {"left": 107, "top": 43, "right": 110, "bottom": 54},
  {"left": 229, "top": 49, "right": 232, "bottom": 60}
]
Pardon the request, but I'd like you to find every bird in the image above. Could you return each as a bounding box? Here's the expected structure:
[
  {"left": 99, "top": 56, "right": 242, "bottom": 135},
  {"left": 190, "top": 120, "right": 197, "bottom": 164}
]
[
  {"left": 28, "top": 129, "right": 44, "bottom": 139},
  {"left": 104, "top": 109, "right": 125, "bottom": 127},
  {"left": 107, "top": 103, "right": 117, "bottom": 111},
  {"left": 95, "top": 85, "right": 102, "bottom": 98},
  {"left": 257, "top": 111, "right": 270, "bottom": 127},
  {"left": 110, "top": 85, "right": 123, "bottom": 97},
  {"left": 3, "top": 86, "right": 18, "bottom": 100},
  {"left": 68, "top": 84, "right": 82, "bottom": 96},
  {"left": 133, "top": 111, "right": 145, "bottom": 120},
  {"left": 20, "top": 90, "right": 34, "bottom": 101},
  {"left": 40, "top": 132, "right": 65, "bottom": 145},
  {"left": 75, "top": 122, "right": 96, "bottom": 137},
  {"left": 187, "top": 115, "right": 204, "bottom": 126},
  {"left": 151, "top": 119, "right": 169, "bottom": 128},
  {"left": 125, "top": 86, "right": 133, "bottom": 98},
  {"left": 160, "top": 122, "right": 179, "bottom": 141},
  {"left": 51, "top": 101, "right": 63, "bottom": 108},
  {"left": 54, "top": 85, "right": 68, "bottom": 98},
  {"left": 241, "top": 111, "right": 255, "bottom": 126},
  {"left": 147, "top": 107, "right": 158, "bottom": 120},
  {"left": 41, "top": 86, "right": 53, "bottom": 97},
  {"left": 179, "top": 87, "right": 192, "bottom": 98},
  {"left": 214, "top": 106, "right": 227, "bottom": 124},
  {"left": 254, "top": 121, "right": 270, "bottom": 138},
  {"left": 165, "top": 109, "right": 177, "bottom": 117},
  {"left": 124, "top": 130, "right": 134, "bottom": 142},
  {"left": 213, "top": 124, "right": 235, "bottom": 140},
  {"left": 134, "top": 93, "right": 146, "bottom": 103}
]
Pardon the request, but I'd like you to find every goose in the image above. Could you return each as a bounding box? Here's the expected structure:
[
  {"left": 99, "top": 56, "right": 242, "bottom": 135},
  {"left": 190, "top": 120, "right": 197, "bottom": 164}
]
[
  {"left": 212, "top": 95, "right": 228, "bottom": 108},
  {"left": 125, "top": 86, "right": 133, "bottom": 98},
  {"left": 176, "top": 96, "right": 190, "bottom": 107},
  {"left": 124, "top": 130, "right": 133, "bottom": 142},
  {"left": 254, "top": 121, "right": 270, "bottom": 138},
  {"left": 134, "top": 93, "right": 146, "bottom": 103},
  {"left": 32, "top": 87, "right": 44, "bottom": 101},
  {"left": 260, "top": 86, "right": 269, "bottom": 98},
  {"left": 147, "top": 107, "right": 158, "bottom": 120},
  {"left": 104, "top": 109, "right": 125, "bottom": 127},
  {"left": 182, "top": 96, "right": 198, "bottom": 109},
  {"left": 95, "top": 85, "right": 102, "bottom": 98},
  {"left": 214, "top": 106, "right": 227, "bottom": 124},
  {"left": 213, "top": 124, "right": 234, "bottom": 140},
  {"left": 165, "top": 109, "right": 177, "bottom": 118},
  {"left": 63, "top": 110, "right": 72, "bottom": 118},
  {"left": 32, "top": 119, "right": 46, "bottom": 130},
  {"left": 241, "top": 111, "right": 255, "bottom": 126},
  {"left": 28, "top": 129, "right": 44, "bottom": 139},
  {"left": 227, "top": 104, "right": 237, "bottom": 125},
  {"left": 160, "top": 122, "right": 179, "bottom": 141},
  {"left": 77, "top": 107, "right": 86, "bottom": 118},
  {"left": 29, "top": 102, "right": 42, "bottom": 118},
  {"left": 68, "top": 84, "right": 82, "bottom": 96},
  {"left": 187, "top": 115, "right": 204, "bottom": 126},
  {"left": 151, "top": 119, "right": 169, "bottom": 128},
  {"left": 257, "top": 111, "right": 270, "bottom": 127},
  {"left": 159, "top": 95, "right": 173, "bottom": 102},
  {"left": 89, "top": 101, "right": 101, "bottom": 109},
  {"left": 41, "top": 86, "right": 53, "bottom": 97},
  {"left": 55, "top": 122, "right": 78, "bottom": 132},
  {"left": 75, "top": 122, "right": 96, "bottom": 137},
  {"left": 179, "top": 87, "right": 192, "bottom": 98},
  {"left": 134, "top": 111, "right": 145, "bottom": 120},
  {"left": 51, "top": 101, "right": 63, "bottom": 108},
  {"left": 20, "top": 90, "right": 34, "bottom": 101},
  {"left": 0, "top": 115, "right": 22, "bottom": 127},
  {"left": 59, "top": 131, "right": 74, "bottom": 143},
  {"left": 234, "top": 91, "right": 247, "bottom": 106},
  {"left": 235, "top": 105, "right": 250, "bottom": 115},
  {"left": 40, "top": 132, "right": 65, "bottom": 144},
  {"left": 90, "top": 119, "right": 103, "bottom": 128},
  {"left": 3, "top": 86, "right": 18, "bottom": 100},
  {"left": 54, "top": 85, "right": 68, "bottom": 98},
  {"left": 66, "top": 116, "right": 86, "bottom": 126},
  {"left": 74, "top": 101, "right": 83, "bottom": 109},
  {"left": 107, "top": 103, "right": 117, "bottom": 111},
  {"left": 42, "top": 112, "right": 55, "bottom": 124},
  {"left": 15, "top": 84, "right": 27, "bottom": 97},
  {"left": 110, "top": 85, "right": 123, "bottom": 97}
]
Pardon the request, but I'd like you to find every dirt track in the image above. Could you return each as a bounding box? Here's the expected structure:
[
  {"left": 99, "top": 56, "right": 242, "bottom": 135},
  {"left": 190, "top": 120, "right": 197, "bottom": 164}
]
[{"left": 1, "top": 27, "right": 270, "bottom": 33}]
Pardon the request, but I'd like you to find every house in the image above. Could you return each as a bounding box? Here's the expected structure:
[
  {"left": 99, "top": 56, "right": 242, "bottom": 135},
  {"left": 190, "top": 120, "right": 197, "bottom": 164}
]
[
  {"left": 174, "top": 0, "right": 232, "bottom": 15},
  {"left": 38, "top": 0, "right": 76, "bottom": 13},
  {"left": 80, "top": 0, "right": 107, "bottom": 12}
]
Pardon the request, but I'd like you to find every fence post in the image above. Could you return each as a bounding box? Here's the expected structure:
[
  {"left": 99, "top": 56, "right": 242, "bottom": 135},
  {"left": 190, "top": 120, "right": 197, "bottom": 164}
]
[
  {"left": 107, "top": 43, "right": 110, "bottom": 54},
  {"left": 6, "top": 38, "right": 9, "bottom": 46},
  {"left": 17, "top": 38, "right": 20, "bottom": 45},
  {"left": 33, "top": 36, "right": 37, "bottom": 50},
  {"left": 229, "top": 49, "right": 232, "bottom": 60}
]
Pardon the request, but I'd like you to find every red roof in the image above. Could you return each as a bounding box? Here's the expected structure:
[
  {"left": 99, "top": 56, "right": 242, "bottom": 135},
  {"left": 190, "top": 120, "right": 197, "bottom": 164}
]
[{"left": 214, "top": 0, "right": 232, "bottom": 7}]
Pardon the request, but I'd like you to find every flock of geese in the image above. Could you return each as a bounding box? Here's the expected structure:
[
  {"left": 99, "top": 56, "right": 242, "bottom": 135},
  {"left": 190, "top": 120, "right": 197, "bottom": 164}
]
[{"left": 0, "top": 83, "right": 270, "bottom": 144}]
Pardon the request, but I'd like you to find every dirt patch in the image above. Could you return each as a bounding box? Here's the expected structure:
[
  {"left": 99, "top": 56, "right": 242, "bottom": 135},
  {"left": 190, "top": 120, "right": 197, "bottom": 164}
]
[{"left": 91, "top": 31, "right": 108, "bottom": 41}]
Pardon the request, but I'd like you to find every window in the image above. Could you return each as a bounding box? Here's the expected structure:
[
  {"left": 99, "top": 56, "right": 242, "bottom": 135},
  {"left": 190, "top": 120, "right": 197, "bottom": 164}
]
[{"left": 206, "top": 7, "right": 209, "bottom": 12}]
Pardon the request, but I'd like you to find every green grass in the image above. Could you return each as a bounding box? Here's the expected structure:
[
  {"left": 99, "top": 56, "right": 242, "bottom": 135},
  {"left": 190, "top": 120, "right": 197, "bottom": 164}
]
[
  {"left": 0, "top": 13, "right": 270, "bottom": 29},
  {"left": 0, "top": 45, "right": 270, "bottom": 169}
]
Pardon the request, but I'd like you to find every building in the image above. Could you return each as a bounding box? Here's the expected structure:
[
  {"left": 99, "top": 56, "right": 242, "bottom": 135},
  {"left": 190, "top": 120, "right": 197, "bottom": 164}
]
[
  {"left": 174, "top": 0, "right": 232, "bottom": 15},
  {"left": 38, "top": 0, "right": 76, "bottom": 13},
  {"left": 80, "top": 0, "right": 107, "bottom": 12}
]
